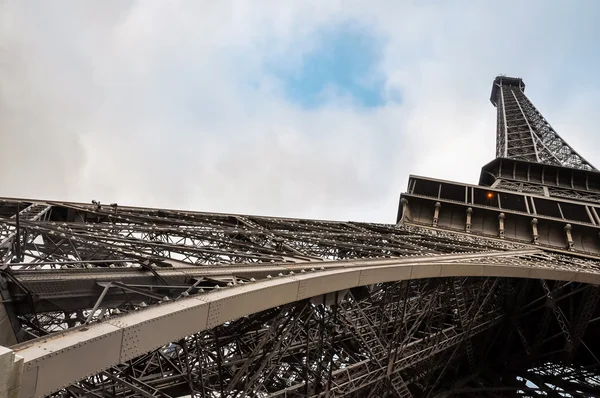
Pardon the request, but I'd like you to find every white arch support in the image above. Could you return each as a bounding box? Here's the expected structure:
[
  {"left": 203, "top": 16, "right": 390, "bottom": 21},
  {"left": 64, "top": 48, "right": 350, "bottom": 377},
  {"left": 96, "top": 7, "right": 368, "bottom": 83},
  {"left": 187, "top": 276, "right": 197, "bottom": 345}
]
[
  {"left": 11, "top": 249, "right": 600, "bottom": 398},
  {"left": 0, "top": 346, "right": 23, "bottom": 398}
]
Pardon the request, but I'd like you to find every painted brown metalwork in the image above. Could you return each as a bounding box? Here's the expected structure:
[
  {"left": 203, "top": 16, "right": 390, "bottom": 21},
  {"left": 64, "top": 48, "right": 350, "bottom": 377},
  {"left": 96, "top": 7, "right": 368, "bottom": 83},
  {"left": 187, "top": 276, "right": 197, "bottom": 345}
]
[
  {"left": 2, "top": 76, "right": 600, "bottom": 398},
  {"left": 491, "top": 76, "right": 595, "bottom": 170}
]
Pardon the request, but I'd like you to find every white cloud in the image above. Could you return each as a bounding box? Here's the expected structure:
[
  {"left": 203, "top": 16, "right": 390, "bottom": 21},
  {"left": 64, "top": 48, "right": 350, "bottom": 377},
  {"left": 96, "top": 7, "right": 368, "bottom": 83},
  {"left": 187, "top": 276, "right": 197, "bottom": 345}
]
[{"left": 1, "top": 0, "right": 599, "bottom": 223}]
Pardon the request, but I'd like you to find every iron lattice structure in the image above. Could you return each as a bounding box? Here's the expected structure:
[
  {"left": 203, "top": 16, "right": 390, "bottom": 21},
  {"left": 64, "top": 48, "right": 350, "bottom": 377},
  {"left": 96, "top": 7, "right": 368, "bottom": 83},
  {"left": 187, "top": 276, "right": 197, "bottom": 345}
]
[
  {"left": 2, "top": 76, "right": 600, "bottom": 398},
  {"left": 491, "top": 76, "right": 595, "bottom": 171}
]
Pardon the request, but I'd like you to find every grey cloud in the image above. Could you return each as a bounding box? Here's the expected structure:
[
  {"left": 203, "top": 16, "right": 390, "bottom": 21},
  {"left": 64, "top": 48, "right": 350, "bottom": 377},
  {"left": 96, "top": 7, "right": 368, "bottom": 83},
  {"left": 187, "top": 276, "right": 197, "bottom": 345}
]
[{"left": 1, "top": 1, "right": 599, "bottom": 224}]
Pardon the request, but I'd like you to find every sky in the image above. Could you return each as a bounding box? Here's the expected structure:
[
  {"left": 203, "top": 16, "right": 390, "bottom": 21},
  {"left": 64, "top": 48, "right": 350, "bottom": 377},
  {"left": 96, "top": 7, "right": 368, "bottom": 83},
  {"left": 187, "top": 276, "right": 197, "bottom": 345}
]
[{"left": 1, "top": 1, "right": 600, "bottom": 223}]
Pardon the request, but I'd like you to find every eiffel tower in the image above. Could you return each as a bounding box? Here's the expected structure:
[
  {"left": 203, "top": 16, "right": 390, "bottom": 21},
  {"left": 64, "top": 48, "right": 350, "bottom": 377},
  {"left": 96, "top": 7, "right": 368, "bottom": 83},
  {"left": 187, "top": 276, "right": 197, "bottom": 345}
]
[{"left": 2, "top": 76, "right": 600, "bottom": 398}]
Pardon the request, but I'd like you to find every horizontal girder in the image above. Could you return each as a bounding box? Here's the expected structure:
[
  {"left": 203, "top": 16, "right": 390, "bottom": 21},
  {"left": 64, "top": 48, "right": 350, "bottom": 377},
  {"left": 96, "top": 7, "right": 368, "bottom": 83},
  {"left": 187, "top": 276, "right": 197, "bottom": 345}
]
[{"left": 10, "top": 250, "right": 600, "bottom": 398}]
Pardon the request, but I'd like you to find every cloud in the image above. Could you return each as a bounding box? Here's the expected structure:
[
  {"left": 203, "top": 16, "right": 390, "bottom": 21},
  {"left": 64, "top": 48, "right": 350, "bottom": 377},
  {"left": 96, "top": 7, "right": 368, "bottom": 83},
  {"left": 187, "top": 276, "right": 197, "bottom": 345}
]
[
  {"left": 268, "top": 21, "right": 386, "bottom": 109},
  {"left": 1, "top": 1, "right": 599, "bottom": 223}
]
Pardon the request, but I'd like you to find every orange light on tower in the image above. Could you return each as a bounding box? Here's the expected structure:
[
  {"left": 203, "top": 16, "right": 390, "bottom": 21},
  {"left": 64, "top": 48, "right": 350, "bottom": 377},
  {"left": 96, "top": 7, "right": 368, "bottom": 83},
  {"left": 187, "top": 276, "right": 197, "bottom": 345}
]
[{"left": 487, "top": 192, "right": 494, "bottom": 199}]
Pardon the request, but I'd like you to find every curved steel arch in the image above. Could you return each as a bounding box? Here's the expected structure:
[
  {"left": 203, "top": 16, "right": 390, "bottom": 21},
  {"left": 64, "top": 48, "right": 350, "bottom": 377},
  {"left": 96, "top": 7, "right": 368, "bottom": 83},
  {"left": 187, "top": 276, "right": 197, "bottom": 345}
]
[{"left": 12, "top": 249, "right": 600, "bottom": 398}]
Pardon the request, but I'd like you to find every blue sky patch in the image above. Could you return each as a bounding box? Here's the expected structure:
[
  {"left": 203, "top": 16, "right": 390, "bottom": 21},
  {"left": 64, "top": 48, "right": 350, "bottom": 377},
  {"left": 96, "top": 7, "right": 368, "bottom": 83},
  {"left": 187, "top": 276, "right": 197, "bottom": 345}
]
[{"left": 273, "top": 22, "right": 387, "bottom": 109}]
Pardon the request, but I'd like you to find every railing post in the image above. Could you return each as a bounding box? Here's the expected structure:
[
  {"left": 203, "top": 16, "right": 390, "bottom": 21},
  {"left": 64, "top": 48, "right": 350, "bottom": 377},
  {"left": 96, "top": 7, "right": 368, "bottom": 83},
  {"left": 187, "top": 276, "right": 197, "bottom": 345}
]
[
  {"left": 564, "top": 224, "right": 574, "bottom": 250},
  {"left": 465, "top": 207, "right": 473, "bottom": 233},
  {"left": 400, "top": 198, "right": 411, "bottom": 223},
  {"left": 433, "top": 202, "right": 441, "bottom": 227},
  {"left": 531, "top": 218, "right": 539, "bottom": 244}
]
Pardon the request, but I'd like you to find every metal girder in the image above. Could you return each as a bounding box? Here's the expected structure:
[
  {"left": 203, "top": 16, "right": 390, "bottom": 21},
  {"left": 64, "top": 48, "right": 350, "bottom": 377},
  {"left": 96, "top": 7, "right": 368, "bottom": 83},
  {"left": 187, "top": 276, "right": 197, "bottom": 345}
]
[
  {"left": 0, "top": 203, "right": 599, "bottom": 397},
  {"left": 566, "top": 286, "right": 600, "bottom": 363},
  {"left": 452, "top": 278, "right": 476, "bottom": 372},
  {"left": 2, "top": 76, "right": 600, "bottom": 398},
  {"left": 8, "top": 251, "right": 600, "bottom": 398},
  {"left": 0, "top": 203, "right": 52, "bottom": 267},
  {"left": 2, "top": 201, "right": 600, "bottom": 397}
]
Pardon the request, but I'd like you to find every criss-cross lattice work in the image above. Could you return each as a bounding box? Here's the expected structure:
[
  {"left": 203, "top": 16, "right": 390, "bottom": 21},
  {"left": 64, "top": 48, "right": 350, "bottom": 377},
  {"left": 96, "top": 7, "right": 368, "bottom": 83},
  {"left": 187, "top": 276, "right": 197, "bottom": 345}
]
[
  {"left": 3, "top": 75, "right": 600, "bottom": 398},
  {"left": 2, "top": 199, "right": 600, "bottom": 397},
  {"left": 492, "top": 76, "right": 595, "bottom": 171}
]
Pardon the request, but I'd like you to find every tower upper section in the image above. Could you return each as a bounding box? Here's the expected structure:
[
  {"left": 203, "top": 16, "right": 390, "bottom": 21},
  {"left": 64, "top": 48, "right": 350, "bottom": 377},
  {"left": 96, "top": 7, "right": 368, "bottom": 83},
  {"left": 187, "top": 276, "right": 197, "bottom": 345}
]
[
  {"left": 490, "top": 75, "right": 595, "bottom": 171},
  {"left": 398, "top": 75, "right": 600, "bottom": 254}
]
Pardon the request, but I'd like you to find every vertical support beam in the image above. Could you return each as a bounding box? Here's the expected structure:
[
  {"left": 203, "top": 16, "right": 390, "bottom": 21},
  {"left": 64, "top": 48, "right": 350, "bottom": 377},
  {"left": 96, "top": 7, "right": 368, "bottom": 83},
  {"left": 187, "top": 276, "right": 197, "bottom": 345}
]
[
  {"left": 304, "top": 306, "right": 310, "bottom": 398},
  {"left": 531, "top": 218, "right": 539, "bottom": 245},
  {"left": 586, "top": 173, "right": 590, "bottom": 191},
  {"left": 542, "top": 166, "right": 545, "bottom": 184},
  {"left": 498, "top": 213, "right": 505, "bottom": 239},
  {"left": 453, "top": 279, "right": 476, "bottom": 372},
  {"left": 564, "top": 224, "right": 574, "bottom": 251},
  {"left": 530, "top": 197, "right": 537, "bottom": 215},
  {"left": 524, "top": 195, "right": 531, "bottom": 214},
  {"left": 557, "top": 203, "right": 565, "bottom": 219},
  {"left": 433, "top": 202, "right": 441, "bottom": 227},
  {"left": 314, "top": 295, "right": 327, "bottom": 395},
  {"left": 14, "top": 203, "right": 21, "bottom": 264},
  {"left": 0, "top": 346, "right": 23, "bottom": 398},
  {"left": 465, "top": 208, "right": 472, "bottom": 233},
  {"left": 213, "top": 331, "right": 225, "bottom": 398},
  {"left": 326, "top": 291, "right": 339, "bottom": 395},
  {"left": 540, "top": 280, "right": 572, "bottom": 344},
  {"left": 592, "top": 207, "right": 600, "bottom": 225},
  {"left": 194, "top": 335, "right": 207, "bottom": 398},
  {"left": 500, "top": 85, "right": 509, "bottom": 158},
  {"left": 585, "top": 206, "right": 596, "bottom": 225},
  {"left": 566, "top": 287, "right": 600, "bottom": 363},
  {"left": 400, "top": 198, "right": 411, "bottom": 224}
]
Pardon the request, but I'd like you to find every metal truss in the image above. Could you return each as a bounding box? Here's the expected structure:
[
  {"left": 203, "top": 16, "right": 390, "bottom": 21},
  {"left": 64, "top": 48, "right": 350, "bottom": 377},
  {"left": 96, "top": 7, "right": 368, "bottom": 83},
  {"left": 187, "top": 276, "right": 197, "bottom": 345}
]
[
  {"left": 0, "top": 198, "right": 531, "bottom": 341},
  {"left": 47, "top": 277, "right": 506, "bottom": 398},
  {"left": 2, "top": 198, "right": 600, "bottom": 397},
  {"left": 2, "top": 76, "right": 600, "bottom": 398},
  {"left": 492, "top": 76, "right": 595, "bottom": 171},
  {"left": 493, "top": 180, "right": 546, "bottom": 196},
  {"left": 495, "top": 179, "right": 600, "bottom": 205}
]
